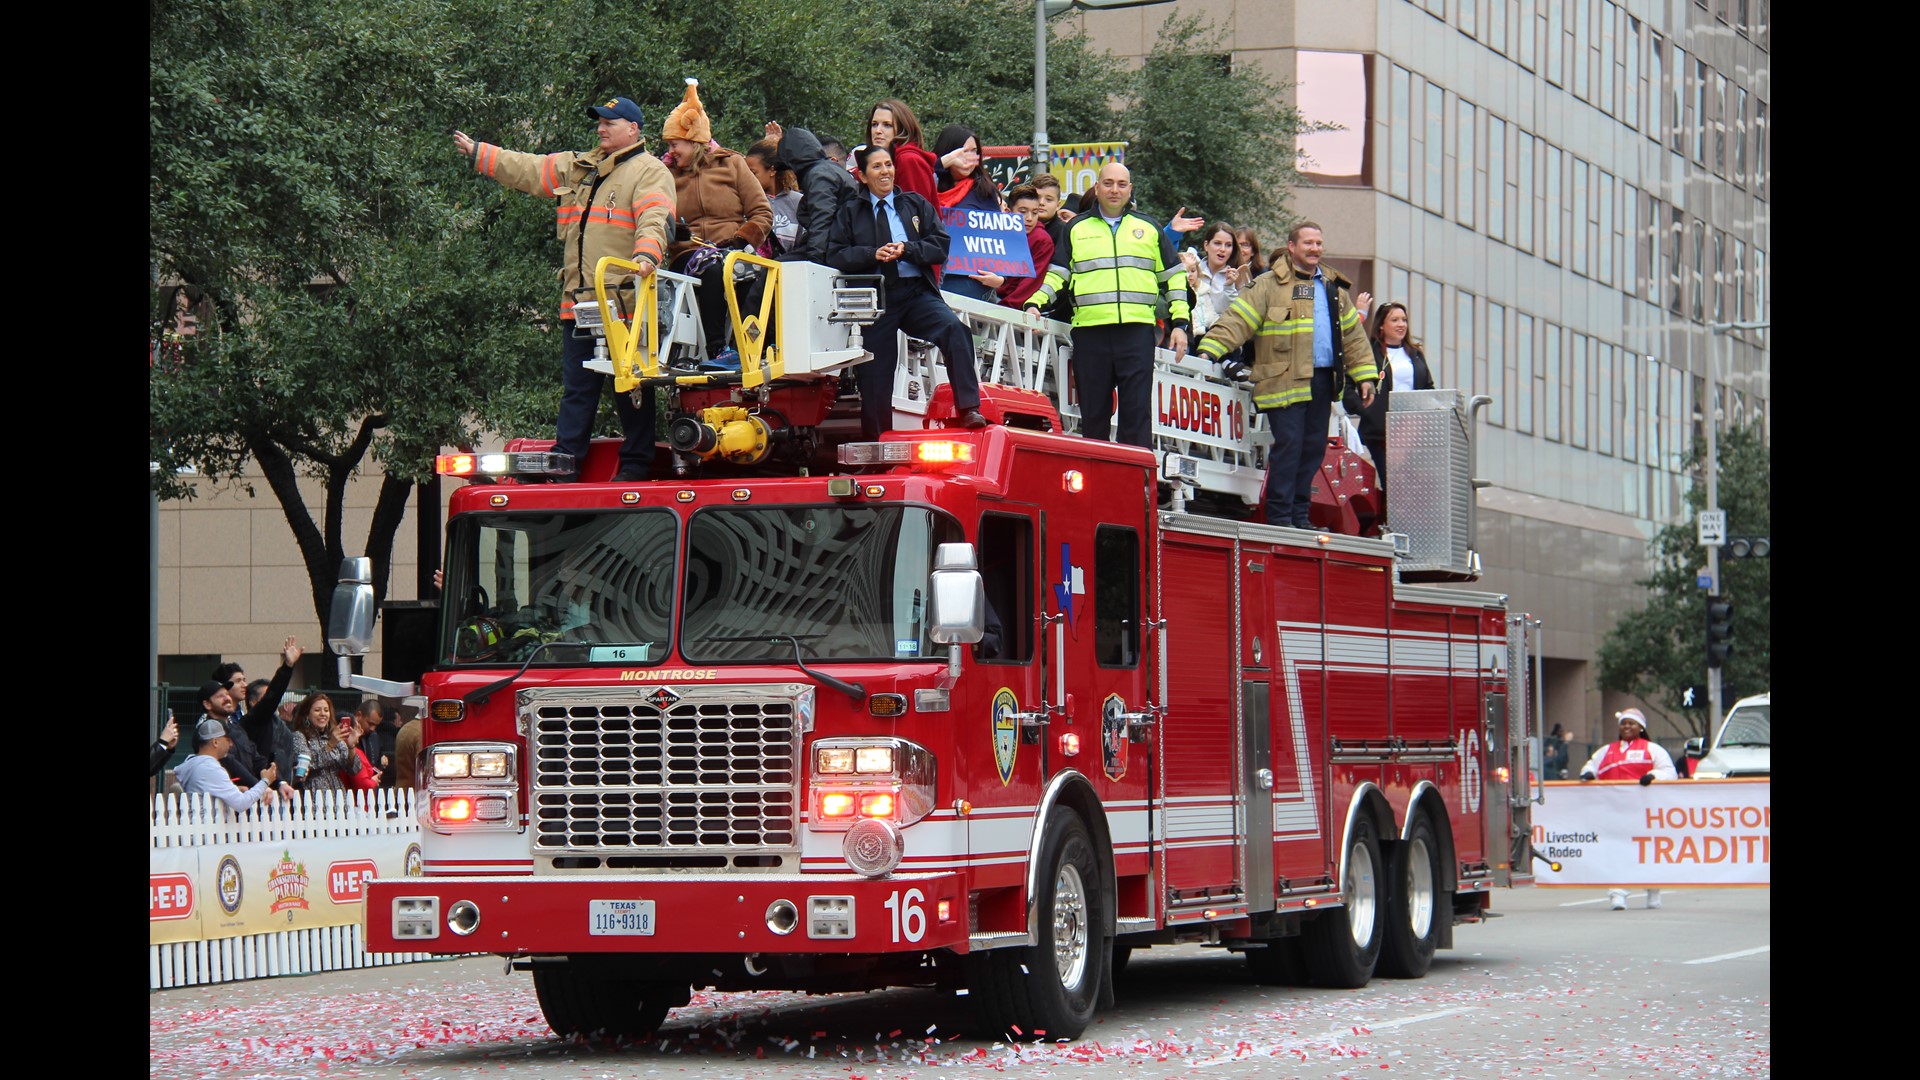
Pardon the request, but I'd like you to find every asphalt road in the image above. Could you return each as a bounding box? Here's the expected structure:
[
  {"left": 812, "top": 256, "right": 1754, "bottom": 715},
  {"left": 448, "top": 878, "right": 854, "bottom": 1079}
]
[{"left": 149, "top": 884, "right": 1768, "bottom": 1078}]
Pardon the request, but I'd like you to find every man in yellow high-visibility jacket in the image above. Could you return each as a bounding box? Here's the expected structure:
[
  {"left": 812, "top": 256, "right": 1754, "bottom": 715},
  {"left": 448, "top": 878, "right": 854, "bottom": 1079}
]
[
  {"left": 1026, "top": 163, "right": 1189, "bottom": 448},
  {"left": 1194, "top": 222, "right": 1376, "bottom": 529}
]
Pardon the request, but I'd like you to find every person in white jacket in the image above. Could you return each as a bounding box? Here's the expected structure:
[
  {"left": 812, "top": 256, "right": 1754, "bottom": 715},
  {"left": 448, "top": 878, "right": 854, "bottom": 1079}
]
[{"left": 175, "top": 718, "right": 278, "bottom": 814}]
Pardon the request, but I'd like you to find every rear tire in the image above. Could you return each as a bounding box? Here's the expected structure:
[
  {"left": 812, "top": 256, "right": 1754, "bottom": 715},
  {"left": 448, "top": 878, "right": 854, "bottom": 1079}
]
[
  {"left": 532, "top": 967, "right": 678, "bottom": 1040},
  {"left": 1378, "top": 814, "right": 1442, "bottom": 978},
  {"left": 1301, "top": 814, "right": 1383, "bottom": 988},
  {"left": 968, "top": 807, "right": 1107, "bottom": 1040}
]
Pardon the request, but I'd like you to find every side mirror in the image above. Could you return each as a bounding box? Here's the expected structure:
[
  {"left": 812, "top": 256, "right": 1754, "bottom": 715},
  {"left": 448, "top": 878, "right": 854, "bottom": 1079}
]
[
  {"left": 927, "top": 543, "right": 984, "bottom": 645},
  {"left": 1683, "top": 736, "right": 1705, "bottom": 759},
  {"left": 327, "top": 557, "right": 378, "bottom": 657}
]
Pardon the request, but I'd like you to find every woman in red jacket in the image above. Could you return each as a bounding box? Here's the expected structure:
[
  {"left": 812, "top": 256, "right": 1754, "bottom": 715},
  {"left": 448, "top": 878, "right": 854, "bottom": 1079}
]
[{"left": 865, "top": 98, "right": 939, "bottom": 204}]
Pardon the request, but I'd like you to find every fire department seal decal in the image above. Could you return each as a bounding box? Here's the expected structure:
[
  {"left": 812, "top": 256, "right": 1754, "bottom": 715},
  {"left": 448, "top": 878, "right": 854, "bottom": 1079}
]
[
  {"left": 216, "top": 854, "right": 243, "bottom": 915},
  {"left": 1101, "top": 694, "right": 1128, "bottom": 780},
  {"left": 992, "top": 687, "right": 1019, "bottom": 785},
  {"left": 404, "top": 842, "right": 423, "bottom": 877}
]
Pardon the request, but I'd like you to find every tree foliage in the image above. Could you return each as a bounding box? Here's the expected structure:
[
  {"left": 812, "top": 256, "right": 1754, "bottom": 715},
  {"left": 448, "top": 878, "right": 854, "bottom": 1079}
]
[
  {"left": 1597, "top": 423, "right": 1771, "bottom": 738},
  {"left": 150, "top": 0, "right": 1320, "bottom": 651},
  {"left": 1118, "top": 12, "right": 1323, "bottom": 237},
  {"left": 151, "top": 0, "right": 563, "bottom": 653}
]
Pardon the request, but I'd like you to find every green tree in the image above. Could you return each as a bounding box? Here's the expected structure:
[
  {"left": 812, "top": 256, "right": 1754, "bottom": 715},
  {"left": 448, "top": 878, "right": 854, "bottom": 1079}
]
[
  {"left": 150, "top": 0, "right": 564, "bottom": 662},
  {"left": 1597, "top": 422, "right": 1771, "bottom": 738},
  {"left": 1118, "top": 12, "right": 1326, "bottom": 237}
]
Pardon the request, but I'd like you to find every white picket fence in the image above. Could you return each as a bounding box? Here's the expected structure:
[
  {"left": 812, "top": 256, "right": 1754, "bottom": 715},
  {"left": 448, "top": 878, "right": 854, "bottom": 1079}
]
[{"left": 149, "top": 787, "right": 466, "bottom": 990}]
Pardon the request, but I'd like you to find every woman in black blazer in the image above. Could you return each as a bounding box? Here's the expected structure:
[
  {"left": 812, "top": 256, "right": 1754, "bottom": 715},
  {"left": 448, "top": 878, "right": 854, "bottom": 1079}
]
[{"left": 1342, "top": 301, "right": 1434, "bottom": 498}]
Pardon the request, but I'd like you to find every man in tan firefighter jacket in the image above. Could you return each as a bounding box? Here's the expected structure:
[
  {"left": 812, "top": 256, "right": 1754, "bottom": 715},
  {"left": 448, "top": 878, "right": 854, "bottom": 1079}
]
[
  {"left": 1026, "top": 162, "right": 1189, "bottom": 449},
  {"left": 453, "top": 97, "right": 676, "bottom": 483},
  {"left": 1195, "top": 222, "right": 1376, "bottom": 529}
]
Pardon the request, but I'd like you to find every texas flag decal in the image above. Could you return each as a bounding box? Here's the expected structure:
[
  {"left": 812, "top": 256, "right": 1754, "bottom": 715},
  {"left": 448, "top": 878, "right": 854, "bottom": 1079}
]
[{"left": 1054, "top": 542, "right": 1085, "bottom": 624}]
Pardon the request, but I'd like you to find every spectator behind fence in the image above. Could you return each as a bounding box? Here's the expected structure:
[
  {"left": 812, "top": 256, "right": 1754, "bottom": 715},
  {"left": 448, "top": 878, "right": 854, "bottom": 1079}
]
[
  {"left": 245, "top": 676, "right": 299, "bottom": 784},
  {"left": 1544, "top": 723, "right": 1571, "bottom": 780},
  {"left": 865, "top": 98, "right": 939, "bottom": 204},
  {"left": 990, "top": 183, "right": 1054, "bottom": 310},
  {"left": 393, "top": 716, "right": 424, "bottom": 791},
  {"left": 178, "top": 718, "right": 277, "bottom": 813},
  {"left": 291, "top": 693, "right": 368, "bottom": 792},
  {"left": 773, "top": 127, "right": 860, "bottom": 265},
  {"left": 150, "top": 712, "right": 179, "bottom": 778},
  {"left": 208, "top": 638, "right": 301, "bottom": 791},
  {"left": 930, "top": 124, "right": 1005, "bottom": 304},
  {"left": 372, "top": 702, "right": 405, "bottom": 789},
  {"left": 451, "top": 94, "right": 673, "bottom": 484},
  {"left": 354, "top": 698, "right": 392, "bottom": 785},
  {"left": 198, "top": 636, "right": 300, "bottom": 798},
  {"left": 661, "top": 78, "right": 773, "bottom": 365}
]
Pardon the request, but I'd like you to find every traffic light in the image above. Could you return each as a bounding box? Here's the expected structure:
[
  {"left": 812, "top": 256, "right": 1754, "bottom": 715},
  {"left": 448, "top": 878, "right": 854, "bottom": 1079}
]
[
  {"left": 1704, "top": 595, "right": 1734, "bottom": 669},
  {"left": 1724, "top": 535, "right": 1770, "bottom": 558}
]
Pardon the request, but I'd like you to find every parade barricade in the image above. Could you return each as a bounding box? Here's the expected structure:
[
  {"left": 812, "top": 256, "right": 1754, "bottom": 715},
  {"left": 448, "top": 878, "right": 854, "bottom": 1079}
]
[
  {"left": 1530, "top": 777, "right": 1771, "bottom": 888},
  {"left": 149, "top": 787, "right": 464, "bottom": 989}
]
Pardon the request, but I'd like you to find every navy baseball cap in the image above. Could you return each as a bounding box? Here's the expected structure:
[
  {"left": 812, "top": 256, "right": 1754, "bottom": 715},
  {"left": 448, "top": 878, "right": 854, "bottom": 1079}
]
[{"left": 587, "top": 97, "right": 644, "bottom": 126}]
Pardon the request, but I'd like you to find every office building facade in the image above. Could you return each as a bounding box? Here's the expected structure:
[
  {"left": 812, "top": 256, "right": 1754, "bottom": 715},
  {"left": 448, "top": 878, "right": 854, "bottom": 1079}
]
[{"left": 1075, "top": 0, "right": 1771, "bottom": 751}]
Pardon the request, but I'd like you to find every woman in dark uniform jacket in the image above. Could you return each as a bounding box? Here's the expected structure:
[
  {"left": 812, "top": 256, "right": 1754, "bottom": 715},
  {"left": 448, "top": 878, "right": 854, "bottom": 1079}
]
[{"left": 1342, "top": 301, "right": 1434, "bottom": 499}]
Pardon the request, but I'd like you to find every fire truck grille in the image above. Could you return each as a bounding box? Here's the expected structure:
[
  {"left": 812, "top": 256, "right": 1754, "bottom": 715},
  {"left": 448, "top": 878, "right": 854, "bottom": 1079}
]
[{"left": 529, "top": 698, "right": 798, "bottom": 851}]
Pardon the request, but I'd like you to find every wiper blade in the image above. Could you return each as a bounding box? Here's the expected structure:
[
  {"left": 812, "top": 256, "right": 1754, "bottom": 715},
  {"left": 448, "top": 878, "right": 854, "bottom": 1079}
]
[
  {"left": 702, "top": 633, "right": 866, "bottom": 703},
  {"left": 464, "top": 639, "right": 580, "bottom": 707}
]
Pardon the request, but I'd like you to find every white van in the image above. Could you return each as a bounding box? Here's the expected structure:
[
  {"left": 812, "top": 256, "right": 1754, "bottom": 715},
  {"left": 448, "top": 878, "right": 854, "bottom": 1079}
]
[{"left": 1686, "top": 692, "right": 1770, "bottom": 778}]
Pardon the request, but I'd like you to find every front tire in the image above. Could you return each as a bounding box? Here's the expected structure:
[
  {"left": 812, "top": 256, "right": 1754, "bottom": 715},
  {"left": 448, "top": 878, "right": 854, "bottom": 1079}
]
[
  {"left": 532, "top": 967, "right": 679, "bottom": 1040},
  {"left": 1378, "top": 813, "right": 1442, "bottom": 978},
  {"left": 968, "top": 807, "right": 1107, "bottom": 1040},
  {"left": 1301, "top": 814, "right": 1383, "bottom": 988}
]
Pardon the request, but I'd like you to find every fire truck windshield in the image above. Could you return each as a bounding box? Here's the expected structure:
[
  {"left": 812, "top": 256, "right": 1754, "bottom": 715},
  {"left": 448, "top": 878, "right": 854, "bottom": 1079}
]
[
  {"left": 442, "top": 509, "right": 678, "bottom": 666},
  {"left": 682, "top": 505, "right": 962, "bottom": 663}
]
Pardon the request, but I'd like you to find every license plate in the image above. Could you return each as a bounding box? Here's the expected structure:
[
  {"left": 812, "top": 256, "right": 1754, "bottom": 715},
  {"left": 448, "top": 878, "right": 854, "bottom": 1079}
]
[{"left": 588, "top": 899, "right": 656, "bottom": 936}]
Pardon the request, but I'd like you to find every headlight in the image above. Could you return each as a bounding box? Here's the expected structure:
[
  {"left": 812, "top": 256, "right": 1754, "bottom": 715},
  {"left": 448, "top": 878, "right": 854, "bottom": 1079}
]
[
  {"left": 433, "top": 751, "right": 472, "bottom": 779},
  {"left": 808, "top": 738, "right": 935, "bottom": 831},
  {"left": 468, "top": 752, "right": 509, "bottom": 778}
]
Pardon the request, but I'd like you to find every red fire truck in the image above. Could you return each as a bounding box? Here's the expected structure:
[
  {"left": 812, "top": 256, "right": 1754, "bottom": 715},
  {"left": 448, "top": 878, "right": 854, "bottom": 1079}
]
[{"left": 335, "top": 255, "right": 1538, "bottom": 1041}]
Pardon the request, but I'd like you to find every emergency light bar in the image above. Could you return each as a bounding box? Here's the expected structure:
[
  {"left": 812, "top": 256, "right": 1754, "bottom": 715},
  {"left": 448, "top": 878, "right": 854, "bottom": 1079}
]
[
  {"left": 435, "top": 451, "right": 576, "bottom": 478},
  {"left": 837, "top": 441, "right": 974, "bottom": 469}
]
